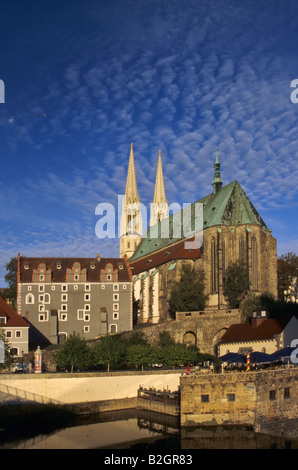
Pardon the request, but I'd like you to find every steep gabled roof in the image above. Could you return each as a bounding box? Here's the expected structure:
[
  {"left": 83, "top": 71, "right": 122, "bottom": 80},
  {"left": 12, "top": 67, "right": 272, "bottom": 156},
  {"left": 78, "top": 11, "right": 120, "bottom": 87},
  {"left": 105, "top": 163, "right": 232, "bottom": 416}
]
[
  {"left": 0, "top": 296, "right": 29, "bottom": 328},
  {"left": 219, "top": 317, "right": 289, "bottom": 344},
  {"left": 130, "top": 180, "right": 268, "bottom": 264}
]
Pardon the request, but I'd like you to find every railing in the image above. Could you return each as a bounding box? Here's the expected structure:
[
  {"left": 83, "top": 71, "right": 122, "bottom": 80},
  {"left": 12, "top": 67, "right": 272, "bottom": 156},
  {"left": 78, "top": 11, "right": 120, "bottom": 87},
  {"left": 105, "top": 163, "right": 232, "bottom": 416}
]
[
  {"left": 137, "top": 386, "right": 180, "bottom": 416},
  {"left": 0, "top": 383, "right": 61, "bottom": 405}
]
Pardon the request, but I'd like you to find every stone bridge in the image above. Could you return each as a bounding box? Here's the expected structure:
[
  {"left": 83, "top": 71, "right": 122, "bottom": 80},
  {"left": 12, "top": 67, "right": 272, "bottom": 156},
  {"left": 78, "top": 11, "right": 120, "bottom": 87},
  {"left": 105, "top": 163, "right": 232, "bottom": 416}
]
[{"left": 133, "top": 309, "right": 243, "bottom": 355}]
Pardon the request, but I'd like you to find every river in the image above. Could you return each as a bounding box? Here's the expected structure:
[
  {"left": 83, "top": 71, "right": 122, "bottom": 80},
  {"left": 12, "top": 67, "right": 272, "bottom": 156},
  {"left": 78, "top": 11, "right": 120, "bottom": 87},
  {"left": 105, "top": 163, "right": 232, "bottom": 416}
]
[{"left": 1, "top": 408, "right": 298, "bottom": 450}]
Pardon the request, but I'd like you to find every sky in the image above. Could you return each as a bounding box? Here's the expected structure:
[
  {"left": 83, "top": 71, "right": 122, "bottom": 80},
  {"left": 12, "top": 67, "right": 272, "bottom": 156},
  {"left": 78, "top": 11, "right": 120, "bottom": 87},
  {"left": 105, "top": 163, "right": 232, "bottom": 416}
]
[{"left": 0, "top": 0, "right": 298, "bottom": 285}]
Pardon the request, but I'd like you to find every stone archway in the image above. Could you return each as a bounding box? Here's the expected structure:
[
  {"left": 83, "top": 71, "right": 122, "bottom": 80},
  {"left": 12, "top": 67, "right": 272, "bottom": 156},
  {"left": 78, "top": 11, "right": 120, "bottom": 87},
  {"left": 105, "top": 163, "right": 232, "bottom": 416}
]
[
  {"left": 212, "top": 328, "right": 228, "bottom": 355},
  {"left": 182, "top": 331, "right": 196, "bottom": 347}
]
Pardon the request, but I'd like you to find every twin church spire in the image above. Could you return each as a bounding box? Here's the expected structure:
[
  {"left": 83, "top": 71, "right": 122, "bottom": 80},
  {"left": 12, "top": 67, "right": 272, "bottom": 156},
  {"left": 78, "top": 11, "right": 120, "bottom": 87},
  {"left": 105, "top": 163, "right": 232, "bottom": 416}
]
[
  {"left": 120, "top": 144, "right": 222, "bottom": 258},
  {"left": 120, "top": 144, "right": 168, "bottom": 258}
]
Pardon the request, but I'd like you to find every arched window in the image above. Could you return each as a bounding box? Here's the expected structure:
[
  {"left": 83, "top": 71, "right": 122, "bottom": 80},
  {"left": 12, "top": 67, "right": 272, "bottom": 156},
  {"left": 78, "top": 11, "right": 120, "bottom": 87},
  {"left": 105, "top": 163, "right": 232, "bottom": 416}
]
[
  {"left": 211, "top": 237, "right": 217, "bottom": 293},
  {"left": 222, "top": 237, "right": 226, "bottom": 285},
  {"left": 251, "top": 236, "right": 258, "bottom": 290},
  {"left": 239, "top": 235, "right": 245, "bottom": 262},
  {"left": 26, "top": 293, "right": 34, "bottom": 305}
]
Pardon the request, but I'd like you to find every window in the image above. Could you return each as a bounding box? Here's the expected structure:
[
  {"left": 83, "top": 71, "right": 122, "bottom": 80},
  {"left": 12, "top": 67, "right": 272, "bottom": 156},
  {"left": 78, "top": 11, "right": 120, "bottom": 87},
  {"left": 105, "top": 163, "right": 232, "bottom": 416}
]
[
  {"left": 84, "top": 325, "right": 90, "bottom": 333},
  {"left": 85, "top": 304, "right": 90, "bottom": 311},
  {"left": 26, "top": 293, "right": 34, "bottom": 304},
  {"left": 61, "top": 304, "right": 67, "bottom": 311},
  {"left": 113, "top": 284, "right": 119, "bottom": 291},
  {"left": 62, "top": 284, "right": 68, "bottom": 292},
  {"left": 113, "top": 312, "right": 119, "bottom": 320},
  {"left": 84, "top": 313, "right": 90, "bottom": 322},
  {"left": 201, "top": 395, "right": 209, "bottom": 403},
  {"left": 10, "top": 348, "right": 19, "bottom": 356},
  {"left": 28, "top": 286, "right": 32, "bottom": 291},
  {"left": 0, "top": 317, "right": 7, "bottom": 325},
  {"left": 252, "top": 236, "right": 258, "bottom": 290},
  {"left": 74, "top": 285, "right": 78, "bottom": 290},
  {"left": 269, "top": 390, "right": 276, "bottom": 401},
  {"left": 113, "top": 293, "right": 119, "bottom": 301},
  {"left": 107, "top": 274, "right": 112, "bottom": 281},
  {"left": 85, "top": 284, "right": 90, "bottom": 291},
  {"left": 6, "top": 331, "right": 12, "bottom": 338},
  {"left": 51, "top": 286, "right": 56, "bottom": 290},
  {"left": 15, "top": 331, "right": 21, "bottom": 338},
  {"left": 113, "top": 303, "right": 119, "bottom": 311},
  {"left": 123, "top": 284, "right": 127, "bottom": 290},
  {"left": 101, "top": 285, "right": 105, "bottom": 290},
  {"left": 74, "top": 274, "right": 79, "bottom": 281},
  {"left": 84, "top": 294, "right": 90, "bottom": 301},
  {"left": 284, "top": 387, "right": 291, "bottom": 399},
  {"left": 211, "top": 237, "right": 217, "bottom": 293},
  {"left": 39, "top": 312, "right": 48, "bottom": 322},
  {"left": 59, "top": 312, "right": 67, "bottom": 321},
  {"left": 227, "top": 393, "right": 235, "bottom": 402},
  {"left": 77, "top": 309, "right": 84, "bottom": 320},
  {"left": 110, "top": 324, "right": 117, "bottom": 334},
  {"left": 39, "top": 304, "right": 45, "bottom": 312},
  {"left": 61, "top": 294, "right": 68, "bottom": 301},
  {"left": 38, "top": 285, "right": 45, "bottom": 292}
]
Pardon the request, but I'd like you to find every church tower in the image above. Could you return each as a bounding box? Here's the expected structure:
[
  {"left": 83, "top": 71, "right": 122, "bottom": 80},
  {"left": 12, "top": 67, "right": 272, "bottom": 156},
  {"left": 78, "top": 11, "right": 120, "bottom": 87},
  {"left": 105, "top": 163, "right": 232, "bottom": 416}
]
[
  {"left": 212, "top": 147, "right": 223, "bottom": 195},
  {"left": 120, "top": 143, "right": 143, "bottom": 258},
  {"left": 150, "top": 150, "right": 169, "bottom": 227}
]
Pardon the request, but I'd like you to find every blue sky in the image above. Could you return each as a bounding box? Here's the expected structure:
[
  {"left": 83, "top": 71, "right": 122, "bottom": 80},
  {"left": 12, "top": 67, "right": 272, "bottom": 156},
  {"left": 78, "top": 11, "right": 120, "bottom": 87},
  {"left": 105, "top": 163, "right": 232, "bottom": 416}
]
[{"left": 0, "top": 0, "right": 298, "bottom": 285}]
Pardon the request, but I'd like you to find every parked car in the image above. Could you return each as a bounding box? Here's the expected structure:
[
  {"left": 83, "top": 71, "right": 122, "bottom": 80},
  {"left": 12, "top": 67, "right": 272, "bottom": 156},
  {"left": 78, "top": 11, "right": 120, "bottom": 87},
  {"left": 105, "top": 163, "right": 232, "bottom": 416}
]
[{"left": 12, "top": 363, "right": 29, "bottom": 373}]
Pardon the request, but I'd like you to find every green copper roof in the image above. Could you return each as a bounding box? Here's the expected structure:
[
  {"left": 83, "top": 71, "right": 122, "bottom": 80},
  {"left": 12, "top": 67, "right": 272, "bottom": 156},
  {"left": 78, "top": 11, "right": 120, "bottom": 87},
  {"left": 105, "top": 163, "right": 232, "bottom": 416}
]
[{"left": 130, "top": 180, "right": 268, "bottom": 262}]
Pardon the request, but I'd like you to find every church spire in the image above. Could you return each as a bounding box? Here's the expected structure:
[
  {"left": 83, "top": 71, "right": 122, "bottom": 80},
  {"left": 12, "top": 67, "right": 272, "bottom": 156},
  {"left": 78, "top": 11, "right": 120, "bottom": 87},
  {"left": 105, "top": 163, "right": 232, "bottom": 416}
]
[
  {"left": 212, "top": 147, "right": 223, "bottom": 195},
  {"left": 153, "top": 150, "right": 167, "bottom": 204},
  {"left": 150, "top": 149, "right": 169, "bottom": 227},
  {"left": 125, "top": 143, "right": 140, "bottom": 204},
  {"left": 120, "top": 143, "right": 142, "bottom": 258}
]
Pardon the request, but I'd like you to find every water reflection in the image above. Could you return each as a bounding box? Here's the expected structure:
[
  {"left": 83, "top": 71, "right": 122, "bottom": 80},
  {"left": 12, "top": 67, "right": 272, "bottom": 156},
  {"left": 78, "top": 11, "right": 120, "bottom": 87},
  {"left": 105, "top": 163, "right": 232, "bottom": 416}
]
[{"left": 1, "top": 408, "right": 298, "bottom": 450}]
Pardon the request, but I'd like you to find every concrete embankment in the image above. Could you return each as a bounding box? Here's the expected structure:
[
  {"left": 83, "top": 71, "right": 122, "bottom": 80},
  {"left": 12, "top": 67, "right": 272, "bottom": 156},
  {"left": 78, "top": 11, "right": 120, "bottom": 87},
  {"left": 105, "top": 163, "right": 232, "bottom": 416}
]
[{"left": 0, "top": 370, "right": 182, "bottom": 413}]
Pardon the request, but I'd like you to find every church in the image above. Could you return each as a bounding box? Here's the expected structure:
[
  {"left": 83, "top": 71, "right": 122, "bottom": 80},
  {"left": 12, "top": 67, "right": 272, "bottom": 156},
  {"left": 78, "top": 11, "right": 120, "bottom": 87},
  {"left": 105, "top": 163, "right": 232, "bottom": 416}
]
[{"left": 120, "top": 144, "right": 278, "bottom": 325}]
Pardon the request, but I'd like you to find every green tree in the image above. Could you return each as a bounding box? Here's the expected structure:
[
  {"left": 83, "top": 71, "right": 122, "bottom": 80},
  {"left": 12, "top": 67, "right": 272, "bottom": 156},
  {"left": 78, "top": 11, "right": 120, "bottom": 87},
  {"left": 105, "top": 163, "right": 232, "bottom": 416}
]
[
  {"left": 159, "top": 343, "right": 198, "bottom": 368},
  {"left": 54, "top": 333, "right": 92, "bottom": 372},
  {"left": 223, "top": 260, "right": 250, "bottom": 308},
  {"left": 126, "top": 343, "right": 154, "bottom": 370},
  {"left": 0, "top": 328, "right": 13, "bottom": 370},
  {"left": 158, "top": 331, "right": 175, "bottom": 347},
  {"left": 277, "top": 252, "right": 298, "bottom": 302},
  {"left": 92, "top": 335, "right": 127, "bottom": 371},
  {"left": 169, "top": 264, "right": 208, "bottom": 318},
  {"left": 3, "top": 257, "right": 18, "bottom": 307}
]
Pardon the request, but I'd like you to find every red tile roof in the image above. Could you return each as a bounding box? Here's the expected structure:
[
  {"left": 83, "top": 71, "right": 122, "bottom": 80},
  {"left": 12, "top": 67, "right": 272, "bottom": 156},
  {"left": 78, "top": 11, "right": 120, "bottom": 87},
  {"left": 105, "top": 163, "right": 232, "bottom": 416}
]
[
  {"left": 129, "top": 237, "right": 202, "bottom": 274},
  {"left": 220, "top": 317, "right": 290, "bottom": 344},
  {"left": 0, "top": 296, "right": 29, "bottom": 328}
]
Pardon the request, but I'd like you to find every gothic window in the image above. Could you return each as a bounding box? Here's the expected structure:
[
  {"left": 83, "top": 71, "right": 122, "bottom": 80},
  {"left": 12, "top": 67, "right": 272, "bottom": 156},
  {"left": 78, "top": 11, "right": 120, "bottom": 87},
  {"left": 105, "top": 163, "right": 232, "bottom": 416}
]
[
  {"left": 239, "top": 235, "right": 245, "bottom": 262},
  {"left": 211, "top": 237, "right": 217, "bottom": 293},
  {"left": 222, "top": 237, "right": 226, "bottom": 285},
  {"left": 251, "top": 236, "right": 258, "bottom": 290}
]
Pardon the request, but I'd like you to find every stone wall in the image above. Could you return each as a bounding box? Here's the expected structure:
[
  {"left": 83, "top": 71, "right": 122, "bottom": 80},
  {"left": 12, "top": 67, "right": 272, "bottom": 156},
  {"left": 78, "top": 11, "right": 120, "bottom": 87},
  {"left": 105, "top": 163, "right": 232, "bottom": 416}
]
[
  {"left": 180, "top": 368, "right": 298, "bottom": 439},
  {"left": 131, "top": 308, "right": 243, "bottom": 355}
]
